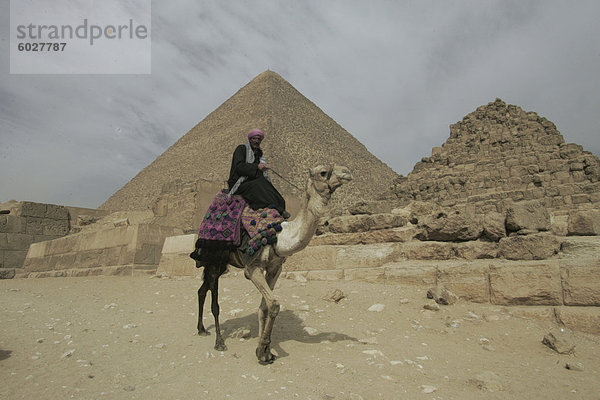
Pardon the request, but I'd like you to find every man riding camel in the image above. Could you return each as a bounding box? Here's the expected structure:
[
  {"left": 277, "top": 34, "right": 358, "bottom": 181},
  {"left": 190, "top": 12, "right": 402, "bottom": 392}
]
[{"left": 227, "top": 128, "right": 290, "bottom": 219}]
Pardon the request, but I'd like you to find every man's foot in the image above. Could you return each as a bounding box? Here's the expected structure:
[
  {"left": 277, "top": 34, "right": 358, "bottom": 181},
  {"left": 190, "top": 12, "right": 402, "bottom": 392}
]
[{"left": 282, "top": 210, "right": 291, "bottom": 219}]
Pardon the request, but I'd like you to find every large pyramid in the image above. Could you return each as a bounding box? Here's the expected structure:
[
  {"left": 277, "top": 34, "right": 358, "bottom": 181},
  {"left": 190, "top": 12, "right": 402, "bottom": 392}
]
[{"left": 100, "top": 71, "right": 398, "bottom": 212}]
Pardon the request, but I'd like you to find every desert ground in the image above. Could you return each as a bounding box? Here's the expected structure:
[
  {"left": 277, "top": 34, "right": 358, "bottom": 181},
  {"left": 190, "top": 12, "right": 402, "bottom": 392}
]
[{"left": 1, "top": 272, "right": 599, "bottom": 400}]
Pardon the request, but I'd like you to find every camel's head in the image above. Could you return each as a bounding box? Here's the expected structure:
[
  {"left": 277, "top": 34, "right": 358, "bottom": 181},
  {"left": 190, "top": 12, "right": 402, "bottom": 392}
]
[{"left": 308, "top": 165, "right": 353, "bottom": 199}]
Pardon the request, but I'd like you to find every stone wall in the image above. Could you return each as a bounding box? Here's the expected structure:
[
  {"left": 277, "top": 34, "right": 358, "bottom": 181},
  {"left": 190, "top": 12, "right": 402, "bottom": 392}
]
[
  {"left": 388, "top": 99, "right": 600, "bottom": 215},
  {"left": 0, "top": 201, "right": 70, "bottom": 278},
  {"left": 21, "top": 223, "right": 183, "bottom": 278}
]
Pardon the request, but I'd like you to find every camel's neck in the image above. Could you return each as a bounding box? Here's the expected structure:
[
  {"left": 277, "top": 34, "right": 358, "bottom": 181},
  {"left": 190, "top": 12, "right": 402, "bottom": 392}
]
[{"left": 274, "top": 186, "right": 329, "bottom": 258}]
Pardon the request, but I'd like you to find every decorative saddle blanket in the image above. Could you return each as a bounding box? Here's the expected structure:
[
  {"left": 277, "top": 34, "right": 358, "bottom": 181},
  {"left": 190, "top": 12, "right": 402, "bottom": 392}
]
[
  {"left": 197, "top": 192, "right": 246, "bottom": 249},
  {"left": 240, "top": 207, "right": 284, "bottom": 255}
]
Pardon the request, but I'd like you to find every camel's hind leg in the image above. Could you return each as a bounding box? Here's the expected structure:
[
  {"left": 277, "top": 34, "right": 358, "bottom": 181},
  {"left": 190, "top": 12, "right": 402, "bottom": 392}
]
[{"left": 197, "top": 261, "right": 228, "bottom": 351}]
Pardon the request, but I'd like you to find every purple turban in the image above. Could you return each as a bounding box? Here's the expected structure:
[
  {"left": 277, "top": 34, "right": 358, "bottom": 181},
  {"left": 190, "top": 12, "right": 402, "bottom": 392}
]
[{"left": 248, "top": 128, "right": 265, "bottom": 140}]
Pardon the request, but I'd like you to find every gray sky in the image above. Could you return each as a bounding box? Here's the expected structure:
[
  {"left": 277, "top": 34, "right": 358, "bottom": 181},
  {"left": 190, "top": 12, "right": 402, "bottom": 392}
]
[{"left": 1, "top": 0, "right": 599, "bottom": 208}]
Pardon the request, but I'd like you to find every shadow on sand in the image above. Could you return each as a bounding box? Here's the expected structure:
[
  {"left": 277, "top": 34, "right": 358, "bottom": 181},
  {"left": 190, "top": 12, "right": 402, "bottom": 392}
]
[
  {"left": 0, "top": 349, "right": 12, "bottom": 361},
  {"left": 203, "top": 309, "right": 359, "bottom": 359}
]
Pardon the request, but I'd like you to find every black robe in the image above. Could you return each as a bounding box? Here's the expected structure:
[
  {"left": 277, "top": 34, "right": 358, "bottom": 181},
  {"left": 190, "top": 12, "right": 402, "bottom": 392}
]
[{"left": 227, "top": 144, "right": 286, "bottom": 213}]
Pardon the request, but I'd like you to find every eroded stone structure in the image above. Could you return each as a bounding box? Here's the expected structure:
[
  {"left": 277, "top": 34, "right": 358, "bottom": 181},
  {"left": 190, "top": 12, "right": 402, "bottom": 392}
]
[{"left": 389, "top": 99, "right": 600, "bottom": 214}]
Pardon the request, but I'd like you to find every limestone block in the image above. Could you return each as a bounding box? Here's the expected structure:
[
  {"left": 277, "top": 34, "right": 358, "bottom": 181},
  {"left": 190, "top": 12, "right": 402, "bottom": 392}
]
[
  {"left": 567, "top": 210, "right": 600, "bottom": 236},
  {"left": 481, "top": 212, "right": 506, "bottom": 242},
  {"left": 156, "top": 253, "right": 198, "bottom": 277},
  {"left": 453, "top": 241, "right": 498, "bottom": 259},
  {"left": 310, "top": 227, "right": 419, "bottom": 246},
  {"left": 161, "top": 234, "right": 197, "bottom": 254},
  {"left": 418, "top": 210, "right": 483, "bottom": 242},
  {"left": 550, "top": 214, "right": 568, "bottom": 236},
  {"left": 399, "top": 241, "right": 455, "bottom": 260},
  {"left": 489, "top": 262, "right": 562, "bottom": 305},
  {"left": 498, "top": 234, "right": 561, "bottom": 260},
  {"left": 560, "top": 260, "right": 600, "bottom": 306},
  {"left": 305, "top": 269, "right": 344, "bottom": 281},
  {"left": 327, "top": 214, "right": 407, "bottom": 234},
  {"left": 20, "top": 202, "right": 46, "bottom": 218},
  {"left": 101, "top": 247, "right": 125, "bottom": 267},
  {"left": 284, "top": 246, "right": 338, "bottom": 271},
  {"left": 554, "top": 307, "right": 600, "bottom": 335},
  {"left": 384, "top": 263, "right": 437, "bottom": 286},
  {"left": 74, "top": 249, "right": 103, "bottom": 269},
  {"left": 0, "top": 233, "right": 7, "bottom": 248},
  {"left": 42, "top": 219, "right": 70, "bottom": 236},
  {"left": 6, "top": 233, "right": 35, "bottom": 251},
  {"left": 0, "top": 215, "right": 25, "bottom": 233},
  {"left": 134, "top": 244, "right": 161, "bottom": 265},
  {"left": 336, "top": 243, "right": 400, "bottom": 269},
  {"left": 437, "top": 262, "right": 490, "bottom": 303},
  {"left": 25, "top": 217, "right": 45, "bottom": 235},
  {"left": 45, "top": 204, "right": 69, "bottom": 220},
  {"left": 4, "top": 250, "right": 28, "bottom": 268},
  {"left": 343, "top": 267, "right": 385, "bottom": 282},
  {"left": 505, "top": 200, "right": 551, "bottom": 232}
]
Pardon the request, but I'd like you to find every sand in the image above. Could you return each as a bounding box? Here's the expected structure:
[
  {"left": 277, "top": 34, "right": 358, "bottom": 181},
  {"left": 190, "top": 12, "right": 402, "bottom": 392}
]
[{"left": 1, "top": 272, "right": 599, "bottom": 400}]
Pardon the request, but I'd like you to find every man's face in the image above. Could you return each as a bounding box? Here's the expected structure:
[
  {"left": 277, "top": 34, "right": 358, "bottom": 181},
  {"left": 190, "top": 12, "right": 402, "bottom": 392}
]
[{"left": 249, "top": 135, "right": 263, "bottom": 149}]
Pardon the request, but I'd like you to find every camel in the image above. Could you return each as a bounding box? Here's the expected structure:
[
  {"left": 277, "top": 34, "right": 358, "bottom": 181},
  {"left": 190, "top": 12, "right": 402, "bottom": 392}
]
[{"left": 195, "top": 165, "right": 352, "bottom": 364}]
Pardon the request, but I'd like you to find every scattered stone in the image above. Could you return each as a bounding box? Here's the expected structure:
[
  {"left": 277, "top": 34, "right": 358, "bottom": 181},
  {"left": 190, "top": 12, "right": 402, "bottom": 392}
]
[
  {"left": 423, "top": 300, "right": 440, "bottom": 311},
  {"left": 420, "top": 385, "right": 437, "bottom": 394},
  {"left": 122, "top": 324, "right": 137, "bottom": 329},
  {"left": 324, "top": 289, "right": 346, "bottom": 303},
  {"left": 61, "top": 349, "right": 75, "bottom": 359},
  {"left": 358, "top": 337, "right": 378, "bottom": 345},
  {"left": 427, "top": 286, "right": 458, "bottom": 305},
  {"left": 368, "top": 304, "right": 385, "bottom": 312},
  {"left": 154, "top": 343, "right": 166, "bottom": 349},
  {"left": 303, "top": 327, "right": 318, "bottom": 336},
  {"left": 36, "top": 338, "right": 44, "bottom": 343},
  {"left": 565, "top": 362, "right": 584, "bottom": 372},
  {"left": 399, "top": 298, "right": 409, "bottom": 304},
  {"left": 231, "top": 328, "right": 251, "bottom": 339},
  {"left": 362, "top": 349, "right": 384, "bottom": 356},
  {"left": 123, "top": 386, "right": 136, "bottom": 391},
  {"left": 467, "top": 371, "right": 503, "bottom": 392},
  {"left": 542, "top": 329, "right": 576, "bottom": 354}
]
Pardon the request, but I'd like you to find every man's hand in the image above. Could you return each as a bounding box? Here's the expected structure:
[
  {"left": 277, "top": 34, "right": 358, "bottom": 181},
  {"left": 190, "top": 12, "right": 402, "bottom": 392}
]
[{"left": 258, "top": 163, "right": 269, "bottom": 171}]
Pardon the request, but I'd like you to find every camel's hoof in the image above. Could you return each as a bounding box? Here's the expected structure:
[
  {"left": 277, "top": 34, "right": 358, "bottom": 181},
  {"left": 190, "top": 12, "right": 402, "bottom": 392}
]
[
  {"left": 256, "top": 347, "right": 276, "bottom": 365},
  {"left": 215, "top": 340, "right": 227, "bottom": 351},
  {"left": 197, "top": 329, "right": 210, "bottom": 336}
]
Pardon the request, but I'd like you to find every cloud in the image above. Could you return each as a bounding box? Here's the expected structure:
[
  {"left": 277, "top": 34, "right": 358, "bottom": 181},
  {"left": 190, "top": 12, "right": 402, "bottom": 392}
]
[{"left": 1, "top": 0, "right": 599, "bottom": 207}]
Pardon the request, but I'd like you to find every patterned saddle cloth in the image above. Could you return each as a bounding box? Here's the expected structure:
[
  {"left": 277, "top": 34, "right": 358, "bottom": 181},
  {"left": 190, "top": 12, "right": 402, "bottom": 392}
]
[
  {"left": 195, "top": 192, "right": 285, "bottom": 256},
  {"left": 197, "top": 192, "right": 246, "bottom": 249},
  {"left": 240, "top": 207, "right": 285, "bottom": 255}
]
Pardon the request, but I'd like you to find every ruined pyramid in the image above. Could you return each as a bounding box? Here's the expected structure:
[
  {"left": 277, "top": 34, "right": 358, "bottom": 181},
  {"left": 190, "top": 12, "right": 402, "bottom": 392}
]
[
  {"left": 389, "top": 98, "right": 600, "bottom": 214},
  {"left": 100, "top": 71, "right": 398, "bottom": 212}
]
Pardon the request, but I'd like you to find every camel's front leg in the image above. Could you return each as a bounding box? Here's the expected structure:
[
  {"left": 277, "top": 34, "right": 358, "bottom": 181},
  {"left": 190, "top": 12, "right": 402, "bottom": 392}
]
[
  {"left": 246, "top": 264, "right": 280, "bottom": 364},
  {"left": 258, "top": 264, "right": 282, "bottom": 338}
]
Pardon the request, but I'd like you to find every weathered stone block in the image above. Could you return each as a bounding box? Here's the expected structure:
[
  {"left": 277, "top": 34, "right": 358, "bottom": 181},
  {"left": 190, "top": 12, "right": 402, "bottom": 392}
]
[
  {"left": 489, "top": 262, "right": 562, "bottom": 305},
  {"left": 498, "top": 234, "right": 561, "bottom": 260},
  {"left": 418, "top": 210, "right": 483, "bottom": 242},
  {"left": 20, "top": 202, "right": 47, "bottom": 218},
  {"left": 3, "top": 250, "right": 28, "bottom": 268},
  {"left": 384, "top": 263, "right": 437, "bottom": 286},
  {"left": 156, "top": 253, "right": 198, "bottom": 276},
  {"left": 134, "top": 244, "right": 161, "bottom": 265},
  {"left": 6, "top": 233, "right": 35, "bottom": 251},
  {"left": 343, "top": 267, "right": 385, "bottom": 282},
  {"left": 567, "top": 210, "right": 600, "bottom": 236},
  {"left": 505, "top": 200, "right": 551, "bottom": 232},
  {"left": 0, "top": 233, "right": 7, "bottom": 248},
  {"left": 45, "top": 204, "right": 69, "bottom": 220},
  {"left": 305, "top": 269, "right": 344, "bottom": 281},
  {"left": 438, "top": 262, "right": 490, "bottom": 302},
  {"left": 560, "top": 260, "right": 600, "bottom": 306},
  {"left": 554, "top": 307, "right": 600, "bottom": 335},
  {"left": 399, "top": 241, "right": 455, "bottom": 260},
  {"left": 481, "top": 212, "right": 506, "bottom": 242},
  {"left": 285, "top": 246, "right": 338, "bottom": 271},
  {"left": 453, "top": 241, "right": 498, "bottom": 259},
  {"left": 74, "top": 249, "right": 103, "bottom": 269},
  {"left": 42, "top": 219, "right": 70, "bottom": 236},
  {"left": 336, "top": 243, "right": 400, "bottom": 269},
  {"left": 0, "top": 215, "right": 25, "bottom": 233},
  {"left": 25, "top": 217, "right": 45, "bottom": 235}
]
